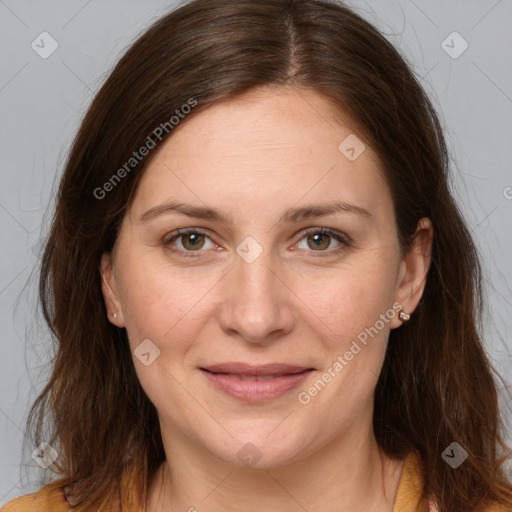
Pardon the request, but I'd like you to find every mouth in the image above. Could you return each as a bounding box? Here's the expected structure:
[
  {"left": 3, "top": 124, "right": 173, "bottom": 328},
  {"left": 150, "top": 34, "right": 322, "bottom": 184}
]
[{"left": 199, "top": 363, "right": 315, "bottom": 402}]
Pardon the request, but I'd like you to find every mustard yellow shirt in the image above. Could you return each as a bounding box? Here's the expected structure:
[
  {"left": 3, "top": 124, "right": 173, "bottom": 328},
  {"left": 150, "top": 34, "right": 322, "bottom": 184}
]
[{"left": 1, "top": 451, "right": 508, "bottom": 511}]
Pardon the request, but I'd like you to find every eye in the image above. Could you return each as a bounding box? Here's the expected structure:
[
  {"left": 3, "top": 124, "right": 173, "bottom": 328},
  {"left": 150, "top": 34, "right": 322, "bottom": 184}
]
[
  {"left": 163, "top": 227, "right": 350, "bottom": 258},
  {"left": 294, "top": 228, "right": 350, "bottom": 253},
  {"left": 164, "top": 228, "right": 217, "bottom": 255}
]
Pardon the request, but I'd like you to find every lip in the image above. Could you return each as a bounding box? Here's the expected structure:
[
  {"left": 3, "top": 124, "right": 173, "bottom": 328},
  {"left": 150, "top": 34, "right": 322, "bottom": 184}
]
[
  {"left": 201, "top": 362, "right": 312, "bottom": 376},
  {"left": 200, "top": 363, "right": 315, "bottom": 402}
]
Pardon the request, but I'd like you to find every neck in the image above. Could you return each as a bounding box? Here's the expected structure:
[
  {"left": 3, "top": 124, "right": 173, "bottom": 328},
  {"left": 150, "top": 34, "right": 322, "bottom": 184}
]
[{"left": 146, "top": 420, "right": 405, "bottom": 512}]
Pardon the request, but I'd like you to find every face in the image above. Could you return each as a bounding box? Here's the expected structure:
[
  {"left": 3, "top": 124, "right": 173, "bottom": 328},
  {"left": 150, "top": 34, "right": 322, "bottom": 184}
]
[{"left": 101, "top": 86, "right": 432, "bottom": 468}]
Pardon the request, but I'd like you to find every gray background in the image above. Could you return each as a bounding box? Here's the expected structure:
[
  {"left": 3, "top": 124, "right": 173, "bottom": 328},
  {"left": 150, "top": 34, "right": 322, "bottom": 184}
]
[{"left": 1, "top": 0, "right": 511, "bottom": 505}]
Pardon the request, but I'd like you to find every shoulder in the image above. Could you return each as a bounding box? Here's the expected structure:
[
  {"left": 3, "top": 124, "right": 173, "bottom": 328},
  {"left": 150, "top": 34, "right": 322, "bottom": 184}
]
[
  {"left": 393, "top": 450, "right": 426, "bottom": 511},
  {"left": 394, "top": 451, "right": 512, "bottom": 512},
  {"left": 1, "top": 483, "right": 69, "bottom": 512}
]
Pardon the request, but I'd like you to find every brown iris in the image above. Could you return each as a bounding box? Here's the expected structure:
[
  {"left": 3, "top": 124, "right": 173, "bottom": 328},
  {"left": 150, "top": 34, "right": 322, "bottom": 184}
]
[
  {"left": 307, "top": 232, "right": 331, "bottom": 250},
  {"left": 182, "top": 232, "right": 206, "bottom": 250}
]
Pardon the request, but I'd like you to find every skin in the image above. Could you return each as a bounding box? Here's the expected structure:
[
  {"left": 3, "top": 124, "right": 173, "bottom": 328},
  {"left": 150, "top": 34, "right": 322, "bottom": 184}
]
[{"left": 100, "top": 85, "right": 433, "bottom": 512}]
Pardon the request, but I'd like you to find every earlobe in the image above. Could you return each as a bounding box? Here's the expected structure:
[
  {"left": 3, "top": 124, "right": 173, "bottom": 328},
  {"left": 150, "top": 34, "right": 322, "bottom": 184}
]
[
  {"left": 100, "top": 252, "right": 125, "bottom": 327},
  {"left": 391, "top": 218, "right": 433, "bottom": 329}
]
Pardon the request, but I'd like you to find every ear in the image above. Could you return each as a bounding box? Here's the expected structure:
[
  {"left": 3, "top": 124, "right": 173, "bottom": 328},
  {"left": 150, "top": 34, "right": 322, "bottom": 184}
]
[
  {"left": 391, "top": 217, "right": 433, "bottom": 329},
  {"left": 100, "top": 252, "right": 126, "bottom": 327}
]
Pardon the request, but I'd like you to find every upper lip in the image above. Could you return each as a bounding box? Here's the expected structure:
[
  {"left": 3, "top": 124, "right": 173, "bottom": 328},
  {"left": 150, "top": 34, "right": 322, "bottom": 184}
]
[{"left": 200, "top": 363, "right": 314, "bottom": 376}]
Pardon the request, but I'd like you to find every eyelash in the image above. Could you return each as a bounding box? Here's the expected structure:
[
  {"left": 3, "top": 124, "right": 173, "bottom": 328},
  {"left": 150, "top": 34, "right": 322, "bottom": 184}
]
[{"left": 163, "top": 227, "right": 351, "bottom": 258}]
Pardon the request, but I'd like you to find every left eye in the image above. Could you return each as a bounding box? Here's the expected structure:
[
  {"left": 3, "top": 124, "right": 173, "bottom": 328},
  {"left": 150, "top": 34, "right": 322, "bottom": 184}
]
[{"left": 295, "top": 229, "right": 347, "bottom": 252}]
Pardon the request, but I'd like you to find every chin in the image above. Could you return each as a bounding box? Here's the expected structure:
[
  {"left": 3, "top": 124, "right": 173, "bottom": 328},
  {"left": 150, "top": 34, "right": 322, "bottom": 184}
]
[{"left": 204, "top": 426, "right": 309, "bottom": 469}]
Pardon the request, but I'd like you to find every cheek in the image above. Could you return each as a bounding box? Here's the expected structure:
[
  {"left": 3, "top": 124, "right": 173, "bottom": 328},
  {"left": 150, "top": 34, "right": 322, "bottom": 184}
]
[
  {"left": 115, "top": 255, "right": 214, "bottom": 413},
  {"left": 291, "top": 257, "right": 397, "bottom": 347},
  {"left": 116, "top": 251, "right": 217, "bottom": 352},
  {"left": 290, "top": 258, "right": 396, "bottom": 413},
  {"left": 292, "top": 266, "right": 395, "bottom": 431}
]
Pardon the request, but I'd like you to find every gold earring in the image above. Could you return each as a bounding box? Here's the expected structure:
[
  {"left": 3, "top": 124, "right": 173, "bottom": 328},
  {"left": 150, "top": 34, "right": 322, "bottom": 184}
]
[{"left": 399, "top": 311, "right": 410, "bottom": 322}]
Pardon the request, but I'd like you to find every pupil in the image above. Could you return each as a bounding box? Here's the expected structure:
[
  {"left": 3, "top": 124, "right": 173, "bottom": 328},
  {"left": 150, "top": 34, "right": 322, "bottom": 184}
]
[
  {"left": 185, "top": 233, "right": 203, "bottom": 249},
  {"left": 309, "top": 233, "right": 329, "bottom": 250}
]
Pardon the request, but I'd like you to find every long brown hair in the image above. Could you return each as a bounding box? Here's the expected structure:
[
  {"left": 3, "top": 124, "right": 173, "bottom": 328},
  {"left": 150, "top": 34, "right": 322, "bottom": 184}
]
[{"left": 26, "top": 0, "right": 512, "bottom": 510}]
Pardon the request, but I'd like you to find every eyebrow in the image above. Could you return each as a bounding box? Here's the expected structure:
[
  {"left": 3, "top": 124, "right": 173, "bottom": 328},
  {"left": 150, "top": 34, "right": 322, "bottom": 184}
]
[{"left": 138, "top": 200, "right": 372, "bottom": 225}]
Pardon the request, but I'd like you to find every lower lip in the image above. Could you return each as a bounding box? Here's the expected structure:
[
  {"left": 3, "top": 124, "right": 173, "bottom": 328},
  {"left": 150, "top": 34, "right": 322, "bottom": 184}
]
[{"left": 201, "top": 369, "right": 313, "bottom": 402}]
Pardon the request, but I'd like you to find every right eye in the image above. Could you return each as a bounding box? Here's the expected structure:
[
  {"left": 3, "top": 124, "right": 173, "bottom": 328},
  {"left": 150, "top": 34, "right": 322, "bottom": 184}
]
[{"left": 164, "top": 228, "right": 220, "bottom": 257}]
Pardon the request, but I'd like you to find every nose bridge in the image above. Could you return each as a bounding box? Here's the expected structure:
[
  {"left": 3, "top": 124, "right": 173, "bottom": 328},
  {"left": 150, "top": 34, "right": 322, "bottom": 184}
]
[
  {"left": 236, "top": 251, "right": 275, "bottom": 300},
  {"left": 233, "top": 234, "right": 278, "bottom": 297},
  {"left": 217, "top": 240, "right": 294, "bottom": 343}
]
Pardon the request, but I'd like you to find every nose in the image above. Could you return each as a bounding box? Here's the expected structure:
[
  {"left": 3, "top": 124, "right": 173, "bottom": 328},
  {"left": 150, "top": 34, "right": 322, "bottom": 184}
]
[{"left": 216, "top": 250, "right": 295, "bottom": 344}]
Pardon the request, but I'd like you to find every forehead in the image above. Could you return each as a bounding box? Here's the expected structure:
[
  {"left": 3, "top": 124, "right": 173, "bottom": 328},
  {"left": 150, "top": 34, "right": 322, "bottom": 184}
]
[{"left": 128, "top": 86, "right": 392, "bottom": 223}]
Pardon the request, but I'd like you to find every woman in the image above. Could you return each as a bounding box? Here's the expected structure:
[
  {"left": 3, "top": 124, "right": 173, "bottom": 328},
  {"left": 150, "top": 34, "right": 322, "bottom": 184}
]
[{"left": 3, "top": 0, "right": 511, "bottom": 511}]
